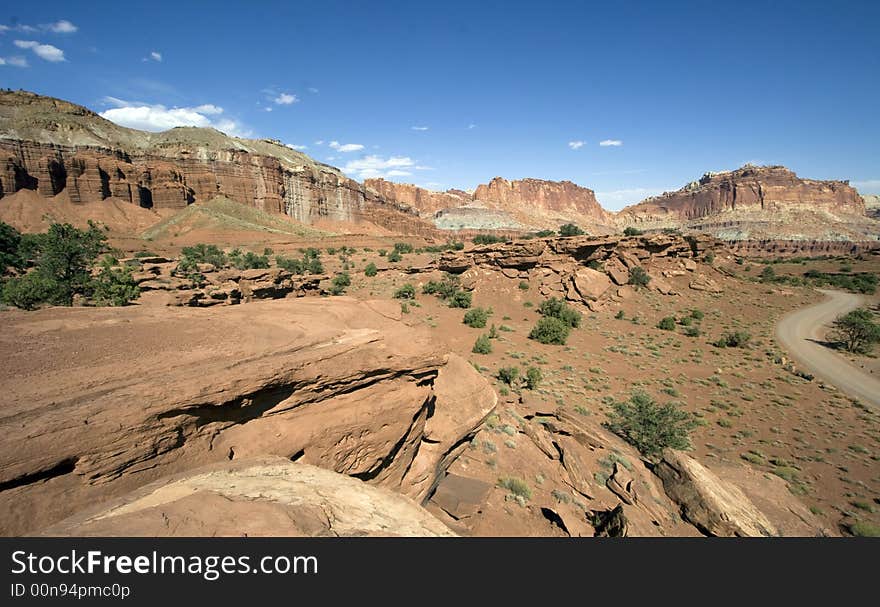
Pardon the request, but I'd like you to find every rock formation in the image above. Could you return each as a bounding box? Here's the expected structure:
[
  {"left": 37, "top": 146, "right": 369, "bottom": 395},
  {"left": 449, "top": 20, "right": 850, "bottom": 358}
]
[
  {"left": 0, "top": 298, "right": 496, "bottom": 535},
  {"left": 0, "top": 90, "right": 433, "bottom": 235}
]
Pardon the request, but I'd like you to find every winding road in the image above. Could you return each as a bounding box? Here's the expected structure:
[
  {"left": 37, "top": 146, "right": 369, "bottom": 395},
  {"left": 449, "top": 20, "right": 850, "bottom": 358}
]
[{"left": 776, "top": 289, "right": 880, "bottom": 409}]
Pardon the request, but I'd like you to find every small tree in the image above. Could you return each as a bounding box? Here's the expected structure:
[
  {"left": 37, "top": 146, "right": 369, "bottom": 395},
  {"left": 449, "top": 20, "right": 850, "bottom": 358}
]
[
  {"left": 364, "top": 262, "right": 378, "bottom": 277},
  {"left": 329, "top": 272, "right": 351, "bottom": 295},
  {"left": 463, "top": 307, "right": 490, "bottom": 328},
  {"left": 623, "top": 226, "right": 643, "bottom": 237},
  {"left": 388, "top": 249, "right": 402, "bottom": 263},
  {"left": 605, "top": 391, "right": 698, "bottom": 459},
  {"left": 472, "top": 334, "right": 492, "bottom": 355},
  {"left": 528, "top": 316, "right": 571, "bottom": 345},
  {"left": 0, "top": 221, "right": 22, "bottom": 272},
  {"left": 497, "top": 366, "right": 520, "bottom": 386},
  {"left": 524, "top": 366, "right": 542, "bottom": 390},
  {"left": 393, "top": 283, "right": 416, "bottom": 299},
  {"left": 628, "top": 266, "right": 650, "bottom": 288},
  {"left": 831, "top": 308, "right": 880, "bottom": 354},
  {"left": 448, "top": 290, "right": 472, "bottom": 309},
  {"left": 538, "top": 297, "right": 582, "bottom": 328},
  {"left": 657, "top": 316, "right": 676, "bottom": 331},
  {"left": 713, "top": 331, "right": 751, "bottom": 348},
  {"left": 559, "top": 223, "right": 584, "bottom": 237},
  {"left": 91, "top": 257, "right": 140, "bottom": 306}
]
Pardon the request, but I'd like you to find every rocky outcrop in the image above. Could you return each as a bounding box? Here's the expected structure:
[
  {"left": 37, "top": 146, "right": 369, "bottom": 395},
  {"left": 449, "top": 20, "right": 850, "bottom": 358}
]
[
  {"left": 727, "top": 239, "right": 880, "bottom": 258},
  {"left": 40, "top": 458, "right": 456, "bottom": 537},
  {"left": 0, "top": 90, "right": 434, "bottom": 235},
  {"left": 0, "top": 298, "right": 496, "bottom": 535},
  {"left": 620, "top": 165, "right": 865, "bottom": 225},
  {"left": 364, "top": 178, "right": 470, "bottom": 216},
  {"left": 864, "top": 194, "right": 880, "bottom": 219},
  {"left": 474, "top": 177, "right": 611, "bottom": 223}
]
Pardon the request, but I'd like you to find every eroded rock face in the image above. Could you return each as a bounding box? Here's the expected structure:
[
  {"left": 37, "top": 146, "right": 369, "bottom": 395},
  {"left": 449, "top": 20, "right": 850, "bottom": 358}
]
[
  {"left": 40, "top": 458, "right": 456, "bottom": 537},
  {"left": 620, "top": 165, "right": 865, "bottom": 224},
  {"left": 0, "top": 298, "right": 495, "bottom": 535},
  {"left": 474, "top": 177, "right": 611, "bottom": 223},
  {"left": 0, "top": 91, "right": 434, "bottom": 235},
  {"left": 365, "top": 178, "right": 471, "bottom": 216},
  {"left": 654, "top": 450, "right": 779, "bottom": 537}
]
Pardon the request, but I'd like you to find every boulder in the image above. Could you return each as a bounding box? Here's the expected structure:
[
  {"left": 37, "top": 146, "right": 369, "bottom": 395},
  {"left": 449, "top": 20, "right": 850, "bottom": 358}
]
[
  {"left": 569, "top": 267, "right": 612, "bottom": 302},
  {"left": 689, "top": 275, "right": 723, "bottom": 293},
  {"left": 604, "top": 256, "right": 630, "bottom": 285},
  {"left": 654, "top": 450, "right": 778, "bottom": 537}
]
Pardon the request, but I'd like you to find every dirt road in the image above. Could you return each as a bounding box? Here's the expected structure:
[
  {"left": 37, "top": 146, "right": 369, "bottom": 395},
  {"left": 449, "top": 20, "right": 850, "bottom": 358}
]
[{"left": 776, "top": 289, "right": 880, "bottom": 409}]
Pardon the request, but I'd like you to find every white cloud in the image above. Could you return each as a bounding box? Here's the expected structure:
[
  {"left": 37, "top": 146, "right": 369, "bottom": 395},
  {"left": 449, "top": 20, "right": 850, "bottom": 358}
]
[
  {"left": 0, "top": 56, "right": 29, "bottom": 67},
  {"left": 329, "top": 140, "right": 364, "bottom": 153},
  {"left": 285, "top": 143, "right": 308, "bottom": 151},
  {"left": 599, "top": 139, "right": 623, "bottom": 147},
  {"left": 467, "top": 123, "right": 477, "bottom": 129},
  {"left": 307, "top": 87, "right": 319, "bottom": 94},
  {"left": 13, "top": 40, "right": 65, "bottom": 62},
  {"left": 411, "top": 125, "right": 429, "bottom": 131},
  {"left": 99, "top": 97, "right": 250, "bottom": 137},
  {"left": 314, "top": 140, "right": 324, "bottom": 145},
  {"left": 340, "top": 155, "right": 428, "bottom": 180},
  {"left": 273, "top": 92, "right": 298, "bottom": 105},
  {"left": 147, "top": 51, "right": 162, "bottom": 62},
  {"left": 46, "top": 20, "right": 77, "bottom": 33},
  {"left": 264, "top": 107, "right": 272, "bottom": 112},
  {"left": 0, "top": 25, "right": 8, "bottom": 33},
  {"left": 568, "top": 140, "right": 585, "bottom": 150}
]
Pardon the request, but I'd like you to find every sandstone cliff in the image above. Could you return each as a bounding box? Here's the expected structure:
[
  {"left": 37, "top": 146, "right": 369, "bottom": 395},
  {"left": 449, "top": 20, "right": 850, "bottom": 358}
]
[{"left": 0, "top": 90, "right": 433, "bottom": 234}]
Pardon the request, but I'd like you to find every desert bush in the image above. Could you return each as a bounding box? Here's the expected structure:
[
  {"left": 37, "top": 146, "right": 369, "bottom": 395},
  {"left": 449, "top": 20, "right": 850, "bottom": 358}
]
[
  {"left": 690, "top": 309, "right": 704, "bottom": 320},
  {"left": 364, "top": 262, "right": 378, "bottom": 277},
  {"left": 559, "top": 223, "right": 584, "bottom": 237},
  {"left": 657, "top": 316, "right": 676, "bottom": 331},
  {"left": 529, "top": 316, "right": 571, "bottom": 345},
  {"left": 497, "top": 477, "right": 531, "bottom": 500},
  {"left": 463, "top": 307, "right": 490, "bottom": 328},
  {"left": 393, "top": 283, "right": 416, "bottom": 299},
  {"left": 628, "top": 266, "right": 650, "bottom": 288},
  {"left": 473, "top": 234, "right": 505, "bottom": 245},
  {"left": 623, "top": 226, "right": 643, "bottom": 236},
  {"left": 497, "top": 366, "right": 520, "bottom": 386},
  {"left": 534, "top": 229, "right": 555, "bottom": 238},
  {"left": 605, "top": 390, "right": 697, "bottom": 458},
  {"left": 329, "top": 272, "right": 351, "bottom": 295},
  {"left": 180, "top": 243, "right": 226, "bottom": 269},
  {"left": 524, "top": 366, "right": 542, "bottom": 390},
  {"left": 422, "top": 278, "right": 459, "bottom": 299},
  {"left": 683, "top": 326, "right": 702, "bottom": 338},
  {"left": 388, "top": 250, "right": 402, "bottom": 263},
  {"left": 228, "top": 249, "right": 269, "bottom": 270},
  {"left": 538, "top": 297, "right": 582, "bottom": 328},
  {"left": 393, "top": 242, "right": 414, "bottom": 254},
  {"left": 518, "top": 280, "right": 529, "bottom": 290},
  {"left": 1, "top": 271, "right": 57, "bottom": 310},
  {"left": 713, "top": 331, "right": 751, "bottom": 348},
  {"left": 615, "top": 310, "right": 625, "bottom": 320},
  {"left": 448, "top": 290, "right": 472, "bottom": 309},
  {"left": 0, "top": 221, "right": 22, "bottom": 272},
  {"left": 831, "top": 308, "right": 880, "bottom": 354},
  {"left": 91, "top": 258, "right": 140, "bottom": 306},
  {"left": 472, "top": 334, "right": 492, "bottom": 354}
]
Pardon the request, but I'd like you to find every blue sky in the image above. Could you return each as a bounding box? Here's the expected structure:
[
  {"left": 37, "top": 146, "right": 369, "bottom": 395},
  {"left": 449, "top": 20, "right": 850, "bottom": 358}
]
[{"left": 2, "top": 1, "right": 878, "bottom": 209}]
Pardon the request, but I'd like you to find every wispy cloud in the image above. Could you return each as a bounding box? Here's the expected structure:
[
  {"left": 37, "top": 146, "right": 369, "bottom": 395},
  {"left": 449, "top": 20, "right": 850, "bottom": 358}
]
[
  {"left": 599, "top": 139, "right": 623, "bottom": 147},
  {"left": 0, "top": 56, "right": 29, "bottom": 68},
  {"left": 285, "top": 143, "right": 308, "bottom": 151},
  {"left": 46, "top": 20, "right": 77, "bottom": 33},
  {"left": 13, "top": 40, "right": 66, "bottom": 62},
  {"left": 99, "top": 97, "right": 251, "bottom": 137},
  {"left": 568, "top": 140, "right": 585, "bottom": 150},
  {"left": 307, "top": 87, "right": 319, "bottom": 94},
  {"left": 340, "top": 155, "right": 430, "bottom": 180},
  {"left": 273, "top": 92, "right": 298, "bottom": 105},
  {"left": 142, "top": 51, "right": 162, "bottom": 62},
  {"left": 467, "top": 123, "right": 477, "bottom": 129},
  {"left": 329, "top": 141, "right": 364, "bottom": 153},
  {"left": 411, "top": 125, "right": 429, "bottom": 131}
]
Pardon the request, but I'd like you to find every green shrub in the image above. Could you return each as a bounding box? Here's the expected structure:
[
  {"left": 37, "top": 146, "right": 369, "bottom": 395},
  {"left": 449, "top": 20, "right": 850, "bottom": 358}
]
[
  {"left": 488, "top": 324, "right": 498, "bottom": 339},
  {"left": 180, "top": 243, "right": 226, "bottom": 268},
  {"left": 473, "top": 234, "right": 505, "bottom": 245},
  {"left": 448, "top": 290, "right": 472, "bottom": 308},
  {"left": 529, "top": 316, "right": 571, "bottom": 345},
  {"left": 690, "top": 309, "right": 704, "bottom": 320},
  {"left": 228, "top": 249, "right": 269, "bottom": 270},
  {"left": 713, "top": 331, "right": 751, "bottom": 348},
  {"left": 683, "top": 326, "right": 701, "bottom": 338},
  {"left": 0, "top": 221, "right": 22, "bottom": 273},
  {"left": 497, "top": 366, "right": 520, "bottom": 386},
  {"left": 534, "top": 229, "right": 555, "bottom": 238},
  {"left": 422, "top": 278, "right": 459, "bottom": 299},
  {"left": 605, "top": 391, "right": 697, "bottom": 458},
  {"left": 472, "top": 334, "right": 493, "bottom": 354},
  {"left": 364, "top": 262, "right": 378, "bottom": 277},
  {"left": 388, "top": 249, "right": 402, "bottom": 263},
  {"left": 329, "top": 272, "right": 351, "bottom": 295},
  {"left": 518, "top": 280, "right": 529, "bottom": 290},
  {"left": 657, "top": 316, "right": 676, "bottom": 331},
  {"left": 559, "top": 223, "right": 584, "bottom": 237},
  {"left": 538, "top": 297, "right": 581, "bottom": 327},
  {"left": 615, "top": 310, "right": 625, "bottom": 320},
  {"left": 91, "top": 258, "right": 140, "bottom": 306},
  {"left": 497, "top": 477, "right": 531, "bottom": 500},
  {"left": 393, "top": 242, "right": 414, "bottom": 254},
  {"left": 393, "top": 283, "right": 416, "bottom": 299},
  {"left": 463, "top": 307, "right": 490, "bottom": 328},
  {"left": 628, "top": 266, "right": 650, "bottom": 288},
  {"left": 1, "top": 271, "right": 58, "bottom": 310},
  {"left": 623, "top": 226, "right": 643, "bottom": 236},
  {"left": 524, "top": 366, "right": 542, "bottom": 390}
]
